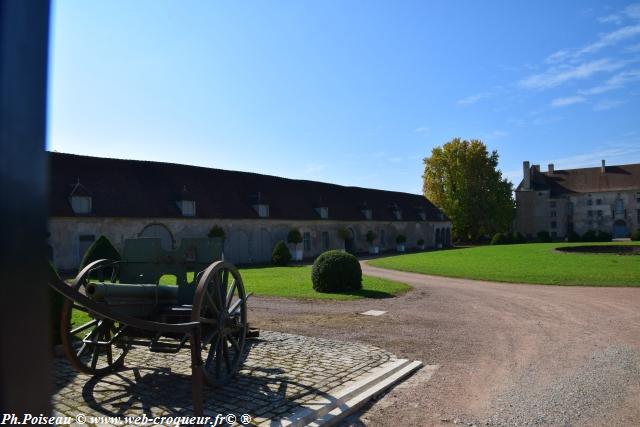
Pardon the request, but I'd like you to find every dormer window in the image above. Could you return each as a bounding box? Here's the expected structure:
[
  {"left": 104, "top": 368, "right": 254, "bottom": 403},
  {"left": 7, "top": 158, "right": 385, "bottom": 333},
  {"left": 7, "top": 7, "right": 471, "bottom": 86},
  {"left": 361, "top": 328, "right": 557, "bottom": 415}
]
[
  {"left": 69, "top": 180, "right": 92, "bottom": 214},
  {"left": 177, "top": 200, "right": 196, "bottom": 217},
  {"left": 390, "top": 205, "right": 402, "bottom": 220},
  {"left": 70, "top": 195, "right": 92, "bottom": 214},
  {"left": 176, "top": 185, "right": 196, "bottom": 216},
  {"left": 315, "top": 206, "right": 329, "bottom": 219},
  {"left": 361, "top": 209, "right": 372, "bottom": 220},
  {"left": 417, "top": 210, "right": 426, "bottom": 221},
  {"left": 253, "top": 204, "right": 269, "bottom": 218}
]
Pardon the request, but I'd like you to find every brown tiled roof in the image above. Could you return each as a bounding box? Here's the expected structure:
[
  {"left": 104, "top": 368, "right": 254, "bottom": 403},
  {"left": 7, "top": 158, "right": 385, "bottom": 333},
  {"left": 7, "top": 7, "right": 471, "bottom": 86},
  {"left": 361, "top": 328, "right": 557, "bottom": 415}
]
[
  {"left": 48, "top": 152, "right": 448, "bottom": 222},
  {"left": 516, "top": 163, "right": 640, "bottom": 196}
]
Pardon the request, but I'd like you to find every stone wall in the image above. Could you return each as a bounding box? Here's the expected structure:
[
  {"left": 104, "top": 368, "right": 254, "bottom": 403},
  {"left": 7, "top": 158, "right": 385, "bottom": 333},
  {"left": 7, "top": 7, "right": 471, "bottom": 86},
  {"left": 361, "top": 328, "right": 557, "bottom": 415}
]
[{"left": 49, "top": 217, "right": 452, "bottom": 271}]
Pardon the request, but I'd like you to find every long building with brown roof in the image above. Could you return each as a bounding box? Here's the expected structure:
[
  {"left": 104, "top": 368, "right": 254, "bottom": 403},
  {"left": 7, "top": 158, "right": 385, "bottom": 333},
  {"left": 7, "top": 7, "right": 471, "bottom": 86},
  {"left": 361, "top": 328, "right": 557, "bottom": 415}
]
[
  {"left": 48, "top": 152, "right": 451, "bottom": 270},
  {"left": 515, "top": 160, "right": 640, "bottom": 239}
]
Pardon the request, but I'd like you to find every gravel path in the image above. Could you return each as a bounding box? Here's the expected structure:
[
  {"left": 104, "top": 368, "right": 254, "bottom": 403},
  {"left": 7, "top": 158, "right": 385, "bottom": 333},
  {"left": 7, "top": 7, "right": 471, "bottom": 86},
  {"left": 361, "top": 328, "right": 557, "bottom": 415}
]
[{"left": 247, "top": 261, "right": 640, "bottom": 426}]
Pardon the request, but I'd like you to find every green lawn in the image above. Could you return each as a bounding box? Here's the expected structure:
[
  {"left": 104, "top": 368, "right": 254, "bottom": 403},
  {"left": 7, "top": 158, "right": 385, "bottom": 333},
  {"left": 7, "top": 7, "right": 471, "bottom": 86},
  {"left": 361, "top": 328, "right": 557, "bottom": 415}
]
[
  {"left": 369, "top": 242, "right": 640, "bottom": 286},
  {"left": 112, "top": 266, "right": 409, "bottom": 300},
  {"left": 238, "top": 265, "right": 411, "bottom": 300}
]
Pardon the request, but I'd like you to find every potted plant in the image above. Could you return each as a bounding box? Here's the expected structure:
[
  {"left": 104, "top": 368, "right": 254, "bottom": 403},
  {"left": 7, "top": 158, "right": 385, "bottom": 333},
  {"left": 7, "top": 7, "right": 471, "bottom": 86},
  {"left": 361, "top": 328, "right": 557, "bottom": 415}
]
[
  {"left": 287, "top": 229, "right": 304, "bottom": 261},
  {"left": 208, "top": 225, "right": 226, "bottom": 258},
  {"left": 396, "top": 234, "right": 407, "bottom": 252},
  {"left": 337, "top": 227, "right": 352, "bottom": 252},
  {"left": 366, "top": 230, "right": 378, "bottom": 255},
  {"left": 417, "top": 238, "right": 425, "bottom": 250}
]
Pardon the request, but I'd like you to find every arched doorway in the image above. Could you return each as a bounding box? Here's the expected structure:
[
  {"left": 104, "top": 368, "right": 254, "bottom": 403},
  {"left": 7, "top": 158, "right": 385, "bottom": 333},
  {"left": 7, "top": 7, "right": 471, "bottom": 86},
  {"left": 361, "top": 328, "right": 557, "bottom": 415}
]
[
  {"left": 226, "top": 229, "right": 251, "bottom": 265},
  {"left": 613, "top": 220, "right": 629, "bottom": 238},
  {"left": 345, "top": 227, "right": 356, "bottom": 254},
  {"left": 139, "top": 223, "right": 174, "bottom": 250}
]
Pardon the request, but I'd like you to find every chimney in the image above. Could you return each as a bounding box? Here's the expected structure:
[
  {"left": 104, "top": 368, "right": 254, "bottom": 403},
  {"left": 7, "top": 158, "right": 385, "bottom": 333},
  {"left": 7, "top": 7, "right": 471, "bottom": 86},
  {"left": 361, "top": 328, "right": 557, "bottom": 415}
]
[
  {"left": 601, "top": 159, "right": 605, "bottom": 173},
  {"left": 548, "top": 163, "right": 554, "bottom": 174},
  {"left": 522, "top": 161, "right": 531, "bottom": 190},
  {"left": 532, "top": 164, "right": 540, "bottom": 173}
]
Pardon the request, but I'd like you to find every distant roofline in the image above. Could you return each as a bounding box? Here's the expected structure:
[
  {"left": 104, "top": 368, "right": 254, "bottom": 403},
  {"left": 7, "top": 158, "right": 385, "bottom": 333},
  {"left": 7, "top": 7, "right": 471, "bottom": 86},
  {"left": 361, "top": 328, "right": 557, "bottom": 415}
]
[{"left": 47, "top": 150, "right": 425, "bottom": 198}]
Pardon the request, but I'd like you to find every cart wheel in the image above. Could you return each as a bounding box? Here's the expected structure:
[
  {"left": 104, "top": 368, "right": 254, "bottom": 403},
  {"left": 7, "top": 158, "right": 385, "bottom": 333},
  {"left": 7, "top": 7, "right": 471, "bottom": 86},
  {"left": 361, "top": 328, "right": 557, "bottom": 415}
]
[
  {"left": 60, "top": 259, "right": 129, "bottom": 375},
  {"left": 192, "top": 261, "right": 248, "bottom": 386}
]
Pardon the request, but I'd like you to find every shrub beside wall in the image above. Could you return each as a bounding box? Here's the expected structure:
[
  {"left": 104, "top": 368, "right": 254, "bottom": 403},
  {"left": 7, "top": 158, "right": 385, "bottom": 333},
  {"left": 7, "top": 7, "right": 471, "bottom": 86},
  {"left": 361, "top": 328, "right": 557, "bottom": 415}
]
[{"left": 271, "top": 240, "right": 292, "bottom": 266}]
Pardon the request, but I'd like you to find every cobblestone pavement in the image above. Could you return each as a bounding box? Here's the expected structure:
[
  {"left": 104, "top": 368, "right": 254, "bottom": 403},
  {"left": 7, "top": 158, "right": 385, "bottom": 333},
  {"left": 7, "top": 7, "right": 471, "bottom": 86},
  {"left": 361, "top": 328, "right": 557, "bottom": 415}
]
[{"left": 52, "top": 331, "right": 397, "bottom": 425}]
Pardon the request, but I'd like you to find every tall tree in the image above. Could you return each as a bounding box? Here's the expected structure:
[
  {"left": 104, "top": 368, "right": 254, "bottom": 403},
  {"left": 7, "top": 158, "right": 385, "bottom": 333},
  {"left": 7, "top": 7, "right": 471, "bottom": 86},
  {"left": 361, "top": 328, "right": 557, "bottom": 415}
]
[{"left": 422, "top": 138, "right": 514, "bottom": 241}]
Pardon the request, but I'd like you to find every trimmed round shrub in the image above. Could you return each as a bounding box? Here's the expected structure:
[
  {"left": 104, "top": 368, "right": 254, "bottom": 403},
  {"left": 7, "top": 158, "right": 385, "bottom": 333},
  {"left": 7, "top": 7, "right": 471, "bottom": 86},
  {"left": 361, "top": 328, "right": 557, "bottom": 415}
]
[
  {"left": 271, "top": 240, "right": 292, "bottom": 266},
  {"left": 537, "top": 230, "right": 552, "bottom": 243},
  {"left": 581, "top": 230, "right": 598, "bottom": 242},
  {"left": 366, "top": 230, "right": 377, "bottom": 244},
  {"left": 287, "top": 229, "right": 303, "bottom": 245},
  {"left": 207, "top": 225, "right": 226, "bottom": 240},
  {"left": 396, "top": 234, "right": 407, "bottom": 244},
  {"left": 631, "top": 229, "right": 640, "bottom": 241},
  {"left": 596, "top": 230, "right": 612, "bottom": 242},
  {"left": 417, "top": 238, "right": 425, "bottom": 246},
  {"left": 490, "top": 232, "right": 507, "bottom": 245},
  {"left": 337, "top": 227, "right": 352, "bottom": 241},
  {"left": 312, "top": 250, "right": 362, "bottom": 293}
]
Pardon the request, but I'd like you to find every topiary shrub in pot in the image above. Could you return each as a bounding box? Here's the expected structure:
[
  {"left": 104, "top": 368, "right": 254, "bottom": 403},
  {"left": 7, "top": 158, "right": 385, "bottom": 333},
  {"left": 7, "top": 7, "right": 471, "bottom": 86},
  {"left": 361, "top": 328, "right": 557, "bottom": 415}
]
[
  {"left": 514, "top": 232, "right": 526, "bottom": 244},
  {"left": 631, "top": 229, "right": 640, "bottom": 241},
  {"left": 80, "top": 235, "right": 121, "bottom": 279},
  {"left": 567, "top": 230, "right": 581, "bottom": 242},
  {"left": 581, "top": 230, "right": 598, "bottom": 242},
  {"left": 596, "top": 230, "right": 612, "bottom": 242},
  {"left": 417, "top": 238, "right": 425, "bottom": 250},
  {"left": 287, "top": 229, "right": 303, "bottom": 261},
  {"left": 311, "top": 250, "right": 362, "bottom": 293},
  {"left": 396, "top": 234, "right": 407, "bottom": 252},
  {"left": 537, "top": 230, "right": 552, "bottom": 243},
  {"left": 366, "top": 230, "right": 378, "bottom": 254},
  {"left": 271, "top": 240, "right": 292, "bottom": 266},
  {"left": 207, "top": 225, "right": 226, "bottom": 240}
]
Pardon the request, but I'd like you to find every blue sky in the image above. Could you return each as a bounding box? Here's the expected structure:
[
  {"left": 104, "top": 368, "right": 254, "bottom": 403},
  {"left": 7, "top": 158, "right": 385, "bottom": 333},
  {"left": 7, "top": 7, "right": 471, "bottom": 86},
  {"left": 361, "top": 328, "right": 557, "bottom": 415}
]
[{"left": 48, "top": 1, "right": 640, "bottom": 194}]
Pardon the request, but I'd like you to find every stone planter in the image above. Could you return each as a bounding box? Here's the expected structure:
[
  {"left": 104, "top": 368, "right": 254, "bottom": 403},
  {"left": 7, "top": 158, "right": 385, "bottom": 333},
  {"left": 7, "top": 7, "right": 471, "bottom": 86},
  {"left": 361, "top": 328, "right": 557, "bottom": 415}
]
[
  {"left": 417, "top": 244, "right": 425, "bottom": 251},
  {"left": 396, "top": 244, "right": 405, "bottom": 252},
  {"left": 437, "top": 244, "right": 443, "bottom": 249},
  {"left": 368, "top": 246, "right": 379, "bottom": 255},
  {"left": 293, "top": 248, "right": 303, "bottom": 261}
]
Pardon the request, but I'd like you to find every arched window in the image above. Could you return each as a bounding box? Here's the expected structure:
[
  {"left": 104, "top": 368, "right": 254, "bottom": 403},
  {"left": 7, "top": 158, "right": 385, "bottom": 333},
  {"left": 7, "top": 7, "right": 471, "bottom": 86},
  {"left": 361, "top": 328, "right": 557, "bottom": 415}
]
[{"left": 139, "top": 223, "right": 174, "bottom": 250}]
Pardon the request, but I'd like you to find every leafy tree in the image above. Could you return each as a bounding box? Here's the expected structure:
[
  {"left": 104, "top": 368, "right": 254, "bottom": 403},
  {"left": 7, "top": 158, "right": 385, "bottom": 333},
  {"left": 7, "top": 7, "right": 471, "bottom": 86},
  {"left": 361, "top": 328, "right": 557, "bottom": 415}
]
[{"left": 422, "top": 138, "right": 514, "bottom": 241}]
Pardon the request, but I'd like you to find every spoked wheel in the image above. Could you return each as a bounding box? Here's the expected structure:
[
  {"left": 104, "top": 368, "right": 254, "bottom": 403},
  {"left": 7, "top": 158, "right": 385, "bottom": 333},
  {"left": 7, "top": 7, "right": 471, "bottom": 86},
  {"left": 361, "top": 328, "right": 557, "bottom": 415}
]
[
  {"left": 60, "top": 259, "right": 129, "bottom": 375},
  {"left": 192, "top": 261, "right": 248, "bottom": 386}
]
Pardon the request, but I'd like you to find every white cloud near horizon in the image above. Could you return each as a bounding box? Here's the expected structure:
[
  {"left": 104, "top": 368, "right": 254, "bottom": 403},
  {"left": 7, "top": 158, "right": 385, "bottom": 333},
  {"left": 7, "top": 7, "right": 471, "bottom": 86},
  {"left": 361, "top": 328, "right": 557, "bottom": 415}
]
[
  {"left": 520, "top": 58, "right": 625, "bottom": 89},
  {"left": 579, "top": 69, "right": 640, "bottom": 94}
]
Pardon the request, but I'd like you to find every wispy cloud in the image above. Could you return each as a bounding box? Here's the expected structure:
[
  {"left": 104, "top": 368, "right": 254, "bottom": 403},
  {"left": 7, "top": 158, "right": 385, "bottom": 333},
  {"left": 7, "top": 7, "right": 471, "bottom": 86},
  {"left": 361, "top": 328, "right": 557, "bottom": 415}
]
[
  {"left": 550, "top": 95, "right": 586, "bottom": 107},
  {"left": 577, "top": 24, "right": 640, "bottom": 56},
  {"left": 579, "top": 69, "right": 640, "bottom": 94},
  {"left": 593, "top": 99, "right": 625, "bottom": 111},
  {"left": 414, "top": 126, "right": 430, "bottom": 135},
  {"left": 544, "top": 141, "right": 640, "bottom": 170},
  {"left": 457, "top": 91, "right": 492, "bottom": 105},
  {"left": 520, "top": 58, "right": 625, "bottom": 89}
]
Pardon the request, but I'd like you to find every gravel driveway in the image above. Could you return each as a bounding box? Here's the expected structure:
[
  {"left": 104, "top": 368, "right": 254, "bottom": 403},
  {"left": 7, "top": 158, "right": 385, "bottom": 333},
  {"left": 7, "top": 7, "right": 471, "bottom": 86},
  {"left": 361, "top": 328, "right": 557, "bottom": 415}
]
[{"left": 247, "top": 261, "right": 640, "bottom": 426}]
